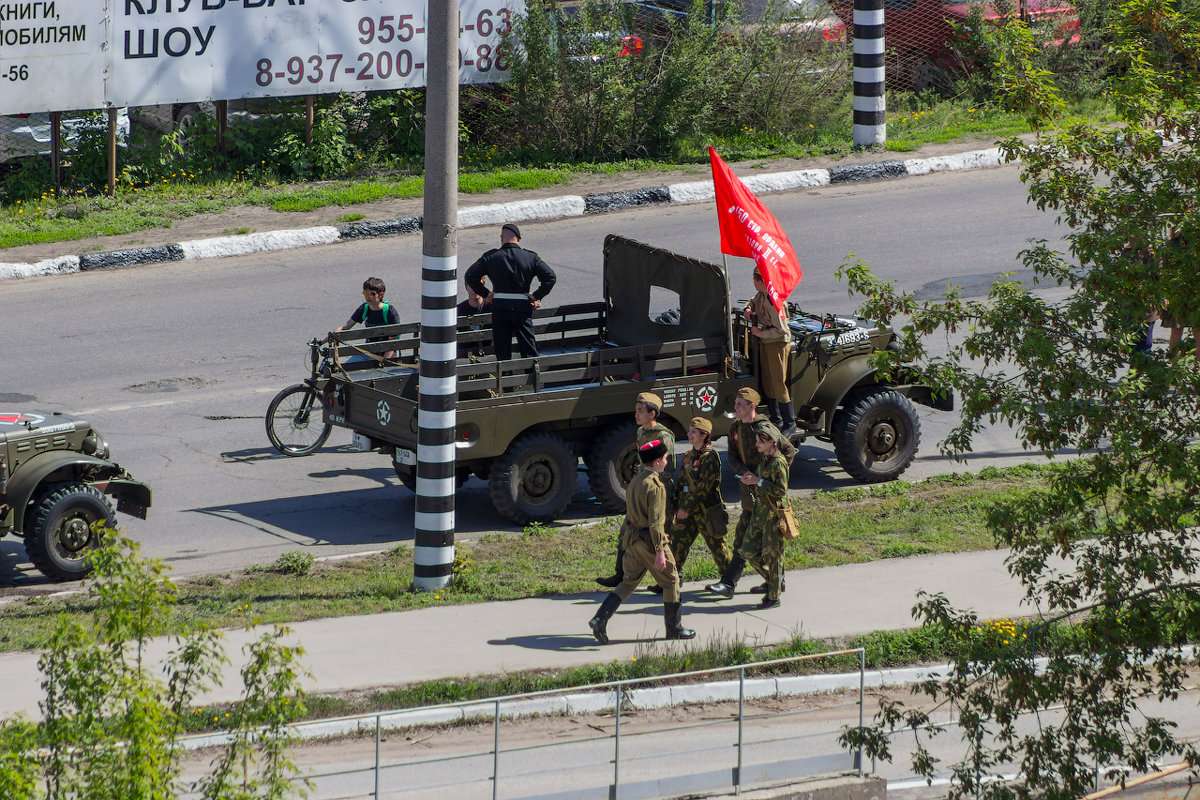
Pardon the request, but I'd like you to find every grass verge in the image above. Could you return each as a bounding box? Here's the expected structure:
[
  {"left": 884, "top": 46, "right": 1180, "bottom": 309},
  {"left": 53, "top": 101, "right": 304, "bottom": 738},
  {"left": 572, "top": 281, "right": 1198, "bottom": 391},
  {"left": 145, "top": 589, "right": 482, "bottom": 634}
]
[
  {"left": 0, "top": 99, "right": 1113, "bottom": 251},
  {"left": 0, "top": 463, "right": 1049, "bottom": 655}
]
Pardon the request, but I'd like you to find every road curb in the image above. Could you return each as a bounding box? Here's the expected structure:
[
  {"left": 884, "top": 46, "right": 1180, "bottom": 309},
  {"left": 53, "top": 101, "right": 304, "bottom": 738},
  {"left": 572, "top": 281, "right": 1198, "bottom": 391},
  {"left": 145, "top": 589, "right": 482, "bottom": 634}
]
[{"left": 0, "top": 147, "right": 1004, "bottom": 282}]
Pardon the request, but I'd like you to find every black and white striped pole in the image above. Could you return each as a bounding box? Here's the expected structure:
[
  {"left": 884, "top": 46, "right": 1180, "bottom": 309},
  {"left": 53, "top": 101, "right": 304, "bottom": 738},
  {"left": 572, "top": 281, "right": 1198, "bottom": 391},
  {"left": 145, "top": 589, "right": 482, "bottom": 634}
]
[
  {"left": 852, "top": 0, "right": 886, "bottom": 148},
  {"left": 414, "top": 0, "right": 459, "bottom": 591}
]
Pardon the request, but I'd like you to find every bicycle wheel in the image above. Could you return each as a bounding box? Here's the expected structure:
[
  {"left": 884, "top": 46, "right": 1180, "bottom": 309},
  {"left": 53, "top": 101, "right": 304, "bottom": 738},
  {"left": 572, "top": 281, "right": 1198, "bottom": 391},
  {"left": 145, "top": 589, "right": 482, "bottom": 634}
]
[{"left": 266, "top": 384, "right": 332, "bottom": 456}]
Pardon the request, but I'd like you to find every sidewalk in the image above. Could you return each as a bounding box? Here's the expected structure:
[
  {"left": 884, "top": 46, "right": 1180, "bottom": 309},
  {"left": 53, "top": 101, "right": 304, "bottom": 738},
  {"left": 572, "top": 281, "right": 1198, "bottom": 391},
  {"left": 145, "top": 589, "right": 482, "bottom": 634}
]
[{"left": 0, "top": 548, "right": 1029, "bottom": 719}]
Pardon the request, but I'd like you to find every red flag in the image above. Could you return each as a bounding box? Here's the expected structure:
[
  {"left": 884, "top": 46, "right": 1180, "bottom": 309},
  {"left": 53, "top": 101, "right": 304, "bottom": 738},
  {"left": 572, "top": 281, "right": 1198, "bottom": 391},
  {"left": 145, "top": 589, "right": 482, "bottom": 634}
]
[{"left": 709, "top": 146, "right": 803, "bottom": 313}]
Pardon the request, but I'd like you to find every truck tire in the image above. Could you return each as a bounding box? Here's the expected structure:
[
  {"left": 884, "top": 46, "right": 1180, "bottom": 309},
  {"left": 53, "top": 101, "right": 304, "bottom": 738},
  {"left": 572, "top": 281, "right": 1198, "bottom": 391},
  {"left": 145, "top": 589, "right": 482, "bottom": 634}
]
[
  {"left": 585, "top": 424, "right": 639, "bottom": 515},
  {"left": 393, "top": 464, "right": 417, "bottom": 492},
  {"left": 394, "top": 464, "right": 470, "bottom": 493},
  {"left": 833, "top": 389, "right": 921, "bottom": 483},
  {"left": 26, "top": 483, "right": 114, "bottom": 581},
  {"left": 488, "top": 432, "right": 576, "bottom": 524}
]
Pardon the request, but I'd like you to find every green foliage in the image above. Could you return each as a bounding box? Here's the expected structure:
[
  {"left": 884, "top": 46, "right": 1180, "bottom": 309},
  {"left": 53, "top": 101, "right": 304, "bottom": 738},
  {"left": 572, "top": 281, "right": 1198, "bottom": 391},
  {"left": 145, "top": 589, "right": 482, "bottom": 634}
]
[
  {"left": 273, "top": 551, "right": 316, "bottom": 576},
  {"left": 349, "top": 89, "right": 427, "bottom": 161},
  {"left": 270, "top": 98, "right": 359, "bottom": 180},
  {"left": 20, "top": 529, "right": 308, "bottom": 798},
  {"left": 494, "top": 0, "right": 850, "bottom": 161},
  {"left": 0, "top": 157, "right": 54, "bottom": 202},
  {"left": 0, "top": 717, "right": 39, "bottom": 799},
  {"left": 836, "top": 1, "right": 1200, "bottom": 794},
  {"left": 449, "top": 547, "right": 484, "bottom": 594}
]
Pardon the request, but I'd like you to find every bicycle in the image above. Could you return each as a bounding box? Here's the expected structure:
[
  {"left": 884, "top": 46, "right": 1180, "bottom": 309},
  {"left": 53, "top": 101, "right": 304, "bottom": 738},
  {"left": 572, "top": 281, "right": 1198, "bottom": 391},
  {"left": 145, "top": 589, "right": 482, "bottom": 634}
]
[{"left": 266, "top": 338, "right": 333, "bottom": 456}]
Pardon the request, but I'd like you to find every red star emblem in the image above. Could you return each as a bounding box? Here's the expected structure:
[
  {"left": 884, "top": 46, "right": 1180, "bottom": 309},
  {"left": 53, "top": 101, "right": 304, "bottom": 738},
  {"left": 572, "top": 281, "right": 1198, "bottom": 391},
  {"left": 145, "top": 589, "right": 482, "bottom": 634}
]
[{"left": 696, "top": 387, "right": 716, "bottom": 407}]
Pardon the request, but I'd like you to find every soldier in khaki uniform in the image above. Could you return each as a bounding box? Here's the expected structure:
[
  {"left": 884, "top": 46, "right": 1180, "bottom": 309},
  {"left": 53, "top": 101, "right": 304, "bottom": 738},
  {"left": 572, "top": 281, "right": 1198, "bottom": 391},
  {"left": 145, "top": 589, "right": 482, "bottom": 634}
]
[
  {"left": 596, "top": 391, "right": 676, "bottom": 589},
  {"left": 706, "top": 387, "right": 795, "bottom": 598},
  {"left": 745, "top": 269, "right": 796, "bottom": 436},
  {"left": 669, "top": 416, "right": 729, "bottom": 578},
  {"left": 588, "top": 439, "right": 696, "bottom": 644}
]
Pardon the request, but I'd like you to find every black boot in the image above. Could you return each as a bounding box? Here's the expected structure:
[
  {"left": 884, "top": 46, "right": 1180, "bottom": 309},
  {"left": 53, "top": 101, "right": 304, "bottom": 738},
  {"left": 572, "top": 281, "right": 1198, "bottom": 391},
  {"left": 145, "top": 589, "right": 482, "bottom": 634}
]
[
  {"left": 750, "top": 576, "right": 786, "bottom": 594},
  {"left": 589, "top": 593, "right": 622, "bottom": 645},
  {"left": 595, "top": 547, "right": 624, "bottom": 588},
  {"left": 704, "top": 556, "right": 745, "bottom": 599},
  {"left": 664, "top": 602, "right": 696, "bottom": 640},
  {"left": 765, "top": 398, "right": 782, "bottom": 428},
  {"left": 779, "top": 401, "right": 797, "bottom": 437}
]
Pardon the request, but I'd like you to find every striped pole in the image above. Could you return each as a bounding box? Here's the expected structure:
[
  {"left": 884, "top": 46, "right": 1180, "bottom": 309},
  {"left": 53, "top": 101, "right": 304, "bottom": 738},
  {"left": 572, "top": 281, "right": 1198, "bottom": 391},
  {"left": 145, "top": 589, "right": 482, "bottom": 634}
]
[
  {"left": 414, "top": 0, "right": 459, "bottom": 591},
  {"left": 851, "top": 0, "right": 886, "bottom": 148}
]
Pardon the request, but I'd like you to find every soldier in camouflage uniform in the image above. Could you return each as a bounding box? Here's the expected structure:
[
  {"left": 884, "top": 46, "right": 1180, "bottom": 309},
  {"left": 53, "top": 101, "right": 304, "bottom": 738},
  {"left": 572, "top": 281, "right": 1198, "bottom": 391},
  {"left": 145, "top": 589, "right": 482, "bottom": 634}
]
[
  {"left": 669, "top": 416, "right": 730, "bottom": 579},
  {"left": 588, "top": 438, "right": 696, "bottom": 644},
  {"left": 740, "top": 426, "right": 790, "bottom": 609},
  {"left": 706, "top": 387, "right": 795, "bottom": 598},
  {"left": 597, "top": 391, "right": 676, "bottom": 589}
]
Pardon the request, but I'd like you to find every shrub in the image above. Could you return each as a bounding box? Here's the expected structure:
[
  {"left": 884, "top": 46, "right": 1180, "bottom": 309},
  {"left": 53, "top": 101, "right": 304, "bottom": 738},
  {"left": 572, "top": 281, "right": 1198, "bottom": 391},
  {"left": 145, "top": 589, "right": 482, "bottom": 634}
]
[{"left": 272, "top": 550, "right": 315, "bottom": 576}]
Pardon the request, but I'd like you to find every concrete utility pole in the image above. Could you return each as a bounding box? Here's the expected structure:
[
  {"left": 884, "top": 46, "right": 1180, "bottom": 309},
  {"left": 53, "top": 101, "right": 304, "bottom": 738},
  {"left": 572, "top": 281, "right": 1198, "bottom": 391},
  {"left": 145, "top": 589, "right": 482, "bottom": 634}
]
[
  {"left": 415, "top": 0, "right": 460, "bottom": 591},
  {"left": 852, "top": 0, "right": 887, "bottom": 148}
]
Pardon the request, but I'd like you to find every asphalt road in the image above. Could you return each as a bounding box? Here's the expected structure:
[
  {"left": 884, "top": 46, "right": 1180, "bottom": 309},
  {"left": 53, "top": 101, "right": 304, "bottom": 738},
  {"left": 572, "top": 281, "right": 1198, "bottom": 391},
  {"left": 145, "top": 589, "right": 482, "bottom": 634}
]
[{"left": 0, "top": 164, "right": 1071, "bottom": 585}]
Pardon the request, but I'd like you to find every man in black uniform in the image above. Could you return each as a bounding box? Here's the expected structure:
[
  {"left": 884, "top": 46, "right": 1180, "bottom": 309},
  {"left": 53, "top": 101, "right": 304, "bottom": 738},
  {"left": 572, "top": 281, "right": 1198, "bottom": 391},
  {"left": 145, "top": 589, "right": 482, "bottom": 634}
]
[{"left": 464, "top": 224, "right": 557, "bottom": 360}]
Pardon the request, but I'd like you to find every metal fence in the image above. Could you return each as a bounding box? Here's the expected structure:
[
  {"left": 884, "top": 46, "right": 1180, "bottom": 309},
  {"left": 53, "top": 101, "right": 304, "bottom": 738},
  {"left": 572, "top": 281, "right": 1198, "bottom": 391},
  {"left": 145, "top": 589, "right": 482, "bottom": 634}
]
[{"left": 182, "top": 648, "right": 867, "bottom": 800}]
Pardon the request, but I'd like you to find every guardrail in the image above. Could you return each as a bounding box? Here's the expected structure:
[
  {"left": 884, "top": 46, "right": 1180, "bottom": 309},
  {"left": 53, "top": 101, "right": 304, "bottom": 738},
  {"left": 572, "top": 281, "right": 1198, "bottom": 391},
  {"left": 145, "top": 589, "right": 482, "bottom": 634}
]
[{"left": 181, "top": 648, "right": 868, "bottom": 800}]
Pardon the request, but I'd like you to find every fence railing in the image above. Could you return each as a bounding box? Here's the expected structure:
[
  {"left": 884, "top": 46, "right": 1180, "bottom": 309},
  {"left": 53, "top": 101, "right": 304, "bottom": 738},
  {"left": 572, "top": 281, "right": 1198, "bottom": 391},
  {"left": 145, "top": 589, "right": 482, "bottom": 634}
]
[{"left": 178, "top": 648, "right": 867, "bottom": 800}]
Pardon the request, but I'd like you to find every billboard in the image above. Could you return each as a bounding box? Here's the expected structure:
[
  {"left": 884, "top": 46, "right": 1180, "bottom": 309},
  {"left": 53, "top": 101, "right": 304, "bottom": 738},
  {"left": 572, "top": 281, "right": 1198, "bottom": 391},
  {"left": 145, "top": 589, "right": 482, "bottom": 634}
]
[
  {"left": 0, "top": 2, "right": 107, "bottom": 114},
  {"left": 0, "top": 0, "right": 522, "bottom": 116}
]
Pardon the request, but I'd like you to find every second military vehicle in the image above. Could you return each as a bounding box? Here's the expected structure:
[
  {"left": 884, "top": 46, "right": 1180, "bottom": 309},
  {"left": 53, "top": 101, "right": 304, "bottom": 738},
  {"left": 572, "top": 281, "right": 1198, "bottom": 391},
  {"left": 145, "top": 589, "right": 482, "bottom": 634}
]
[
  {"left": 305, "top": 235, "right": 951, "bottom": 524},
  {"left": 1, "top": 410, "right": 151, "bottom": 581}
]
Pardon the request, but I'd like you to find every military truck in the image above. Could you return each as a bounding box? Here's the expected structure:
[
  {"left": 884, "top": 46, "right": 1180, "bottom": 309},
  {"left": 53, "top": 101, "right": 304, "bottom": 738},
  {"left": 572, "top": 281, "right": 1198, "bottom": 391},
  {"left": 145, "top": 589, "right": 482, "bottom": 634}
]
[
  {"left": 312, "top": 235, "right": 951, "bottom": 524},
  {"left": 0, "top": 410, "right": 151, "bottom": 581}
]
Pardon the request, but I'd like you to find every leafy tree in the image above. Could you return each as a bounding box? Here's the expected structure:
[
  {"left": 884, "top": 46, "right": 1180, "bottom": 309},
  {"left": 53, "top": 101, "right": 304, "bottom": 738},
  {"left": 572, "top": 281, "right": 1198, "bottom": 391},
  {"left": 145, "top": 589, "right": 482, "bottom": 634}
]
[
  {"left": 836, "top": 0, "right": 1200, "bottom": 796},
  {"left": 0, "top": 530, "right": 308, "bottom": 799}
]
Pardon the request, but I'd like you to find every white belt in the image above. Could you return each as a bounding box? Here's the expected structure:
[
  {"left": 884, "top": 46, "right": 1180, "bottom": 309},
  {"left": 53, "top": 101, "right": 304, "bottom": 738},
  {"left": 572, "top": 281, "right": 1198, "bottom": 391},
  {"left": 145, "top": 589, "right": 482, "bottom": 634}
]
[{"left": 492, "top": 292, "right": 529, "bottom": 301}]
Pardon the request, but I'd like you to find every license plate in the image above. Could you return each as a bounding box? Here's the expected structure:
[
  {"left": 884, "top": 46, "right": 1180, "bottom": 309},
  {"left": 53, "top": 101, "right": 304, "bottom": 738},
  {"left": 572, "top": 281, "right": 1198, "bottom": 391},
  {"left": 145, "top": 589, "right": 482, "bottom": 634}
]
[
  {"left": 393, "top": 447, "right": 416, "bottom": 466},
  {"left": 352, "top": 432, "right": 373, "bottom": 451}
]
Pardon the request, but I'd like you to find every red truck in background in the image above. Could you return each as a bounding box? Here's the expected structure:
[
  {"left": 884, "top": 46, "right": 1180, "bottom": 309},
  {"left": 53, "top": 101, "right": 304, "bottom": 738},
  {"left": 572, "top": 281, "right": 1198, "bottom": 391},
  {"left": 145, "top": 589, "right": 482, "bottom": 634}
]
[{"left": 830, "top": 0, "right": 1078, "bottom": 90}]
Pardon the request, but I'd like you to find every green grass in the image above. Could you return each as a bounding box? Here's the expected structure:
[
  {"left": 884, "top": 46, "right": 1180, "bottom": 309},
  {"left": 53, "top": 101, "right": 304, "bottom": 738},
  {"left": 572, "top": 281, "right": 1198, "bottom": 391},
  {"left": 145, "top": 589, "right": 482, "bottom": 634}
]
[
  {"left": 0, "top": 98, "right": 1113, "bottom": 251},
  {"left": 0, "top": 464, "right": 1053, "bottom": 655}
]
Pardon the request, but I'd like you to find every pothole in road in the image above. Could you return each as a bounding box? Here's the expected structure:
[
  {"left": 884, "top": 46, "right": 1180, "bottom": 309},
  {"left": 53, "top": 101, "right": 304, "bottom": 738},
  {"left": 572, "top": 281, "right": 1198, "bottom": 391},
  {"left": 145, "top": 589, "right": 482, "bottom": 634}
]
[
  {"left": 0, "top": 393, "right": 37, "bottom": 403},
  {"left": 124, "top": 377, "right": 217, "bottom": 394}
]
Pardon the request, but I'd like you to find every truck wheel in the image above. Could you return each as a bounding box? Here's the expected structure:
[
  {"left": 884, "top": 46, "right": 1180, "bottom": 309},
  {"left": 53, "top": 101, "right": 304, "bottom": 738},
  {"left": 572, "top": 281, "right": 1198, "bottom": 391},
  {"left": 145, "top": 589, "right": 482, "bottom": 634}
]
[
  {"left": 26, "top": 483, "right": 114, "bottom": 581},
  {"left": 393, "top": 464, "right": 417, "bottom": 492},
  {"left": 833, "top": 389, "right": 921, "bottom": 483},
  {"left": 586, "top": 424, "right": 639, "bottom": 515},
  {"left": 488, "top": 432, "right": 576, "bottom": 524},
  {"left": 394, "top": 465, "right": 470, "bottom": 493}
]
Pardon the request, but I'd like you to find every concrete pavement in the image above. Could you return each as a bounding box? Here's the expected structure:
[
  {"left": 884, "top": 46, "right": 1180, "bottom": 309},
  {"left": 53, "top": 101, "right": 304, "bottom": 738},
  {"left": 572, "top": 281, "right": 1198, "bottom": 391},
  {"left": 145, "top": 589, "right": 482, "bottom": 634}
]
[{"left": 0, "top": 547, "right": 1031, "bottom": 720}]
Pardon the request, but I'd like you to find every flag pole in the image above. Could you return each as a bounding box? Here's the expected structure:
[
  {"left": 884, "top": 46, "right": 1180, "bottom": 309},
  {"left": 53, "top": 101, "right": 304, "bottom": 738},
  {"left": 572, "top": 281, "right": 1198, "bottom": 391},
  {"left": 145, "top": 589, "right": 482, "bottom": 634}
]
[{"left": 723, "top": 253, "right": 737, "bottom": 373}]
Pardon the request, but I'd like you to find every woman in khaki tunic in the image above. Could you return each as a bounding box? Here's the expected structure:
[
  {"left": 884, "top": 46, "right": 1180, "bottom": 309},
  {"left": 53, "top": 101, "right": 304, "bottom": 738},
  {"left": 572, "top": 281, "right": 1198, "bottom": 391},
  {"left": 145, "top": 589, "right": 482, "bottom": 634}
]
[{"left": 746, "top": 269, "right": 796, "bottom": 435}]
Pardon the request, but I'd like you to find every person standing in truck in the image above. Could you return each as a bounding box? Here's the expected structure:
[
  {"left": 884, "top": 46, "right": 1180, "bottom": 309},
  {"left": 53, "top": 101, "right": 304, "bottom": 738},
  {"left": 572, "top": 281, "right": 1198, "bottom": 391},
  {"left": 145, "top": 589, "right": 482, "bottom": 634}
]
[
  {"left": 464, "top": 223, "right": 557, "bottom": 361},
  {"left": 745, "top": 268, "right": 796, "bottom": 436},
  {"left": 596, "top": 392, "right": 676, "bottom": 590},
  {"left": 332, "top": 277, "right": 400, "bottom": 362}
]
